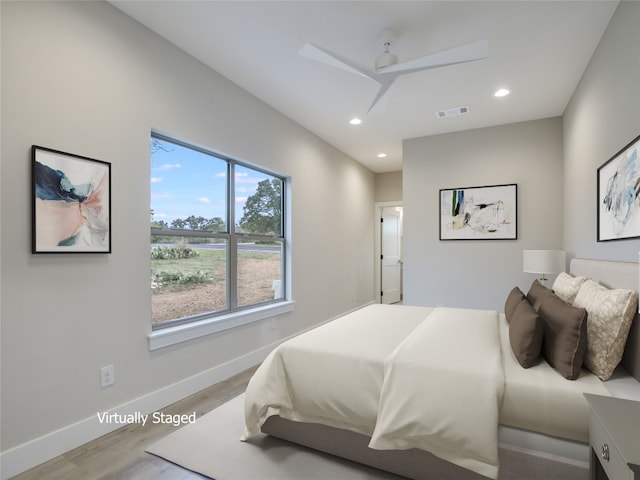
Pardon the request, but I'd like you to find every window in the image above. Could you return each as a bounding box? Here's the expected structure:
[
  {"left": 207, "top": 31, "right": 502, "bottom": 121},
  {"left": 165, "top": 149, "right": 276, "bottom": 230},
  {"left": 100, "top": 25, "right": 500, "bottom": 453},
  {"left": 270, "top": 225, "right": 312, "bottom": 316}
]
[{"left": 150, "top": 134, "right": 286, "bottom": 330}]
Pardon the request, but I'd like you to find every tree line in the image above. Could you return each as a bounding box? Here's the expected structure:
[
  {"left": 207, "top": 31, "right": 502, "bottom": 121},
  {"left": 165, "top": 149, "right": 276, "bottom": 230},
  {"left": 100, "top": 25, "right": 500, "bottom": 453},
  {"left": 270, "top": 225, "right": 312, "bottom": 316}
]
[{"left": 152, "top": 178, "right": 282, "bottom": 236}]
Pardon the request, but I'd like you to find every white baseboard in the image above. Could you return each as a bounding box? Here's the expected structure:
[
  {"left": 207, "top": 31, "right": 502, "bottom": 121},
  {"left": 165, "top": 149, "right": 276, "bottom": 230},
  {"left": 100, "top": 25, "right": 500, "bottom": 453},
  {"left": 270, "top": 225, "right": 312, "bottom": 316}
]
[
  {"left": 0, "top": 303, "right": 372, "bottom": 479},
  {"left": 0, "top": 342, "right": 274, "bottom": 480}
]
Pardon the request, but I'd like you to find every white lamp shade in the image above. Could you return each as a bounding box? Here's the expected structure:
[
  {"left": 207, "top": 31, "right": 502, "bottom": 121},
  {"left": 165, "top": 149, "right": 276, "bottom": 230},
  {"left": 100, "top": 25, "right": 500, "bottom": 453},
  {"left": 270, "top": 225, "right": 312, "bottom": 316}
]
[{"left": 523, "top": 250, "right": 566, "bottom": 275}]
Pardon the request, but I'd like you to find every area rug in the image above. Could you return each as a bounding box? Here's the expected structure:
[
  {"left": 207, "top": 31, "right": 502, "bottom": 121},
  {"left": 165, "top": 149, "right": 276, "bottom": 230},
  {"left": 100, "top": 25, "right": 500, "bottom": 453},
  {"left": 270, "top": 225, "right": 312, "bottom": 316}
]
[
  {"left": 146, "top": 394, "right": 588, "bottom": 480},
  {"left": 146, "top": 394, "right": 401, "bottom": 479}
]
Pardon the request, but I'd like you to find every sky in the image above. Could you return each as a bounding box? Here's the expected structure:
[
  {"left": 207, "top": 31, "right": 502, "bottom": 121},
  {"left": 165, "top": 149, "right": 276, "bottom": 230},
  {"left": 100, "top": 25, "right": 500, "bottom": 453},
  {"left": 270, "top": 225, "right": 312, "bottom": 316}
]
[{"left": 150, "top": 137, "right": 268, "bottom": 227}]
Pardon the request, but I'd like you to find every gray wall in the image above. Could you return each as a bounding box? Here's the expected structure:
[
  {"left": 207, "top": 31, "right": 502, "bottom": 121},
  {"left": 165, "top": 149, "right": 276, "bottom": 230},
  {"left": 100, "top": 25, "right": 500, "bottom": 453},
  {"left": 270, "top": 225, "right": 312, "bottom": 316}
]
[
  {"left": 0, "top": 0, "right": 374, "bottom": 463},
  {"left": 403, "top": 118, "right": 564, "bottom": 310},
  {"left": 375, "top": 171, "right": 402, "bottom": 202},
  {"left": 563, "top": 0, "right": 640, "bottom": 261},
  {"left": 402, "top": 0, "right": 640, "bottom": 310},
  {"left": 2, "top": 0, "right": 639, "bottom": 476}
]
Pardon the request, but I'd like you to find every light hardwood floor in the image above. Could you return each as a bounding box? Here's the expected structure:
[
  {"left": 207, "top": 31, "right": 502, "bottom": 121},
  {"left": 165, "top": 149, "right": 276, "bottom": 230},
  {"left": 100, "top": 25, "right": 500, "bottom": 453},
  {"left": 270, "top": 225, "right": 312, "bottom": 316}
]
[{"left": 11, "top": 366, "right": 258, "bottom": 480}]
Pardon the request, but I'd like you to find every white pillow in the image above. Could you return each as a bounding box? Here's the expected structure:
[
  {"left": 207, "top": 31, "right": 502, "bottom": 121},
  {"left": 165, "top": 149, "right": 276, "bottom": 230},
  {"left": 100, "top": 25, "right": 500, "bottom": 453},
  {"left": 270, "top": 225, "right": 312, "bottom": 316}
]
[
  {"left": 573, "top": 279, "right": 637, "bottom": 380},
  {"left": 552, "top": 272, "right": 587, "bottom": 304}
]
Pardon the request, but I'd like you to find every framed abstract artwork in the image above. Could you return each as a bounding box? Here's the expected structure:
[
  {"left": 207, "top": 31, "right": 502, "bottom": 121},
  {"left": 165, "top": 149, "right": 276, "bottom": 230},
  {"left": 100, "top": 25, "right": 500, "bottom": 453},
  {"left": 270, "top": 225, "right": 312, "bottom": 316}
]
[
  {"left": 597, "top": 134, "right": 640, "bottom": 242},
  {"left": 440, "top": 183, "right": 517, "bottom": 240},
  {"left": 32, "top": 145, "right": 111, "bottom": 253}
]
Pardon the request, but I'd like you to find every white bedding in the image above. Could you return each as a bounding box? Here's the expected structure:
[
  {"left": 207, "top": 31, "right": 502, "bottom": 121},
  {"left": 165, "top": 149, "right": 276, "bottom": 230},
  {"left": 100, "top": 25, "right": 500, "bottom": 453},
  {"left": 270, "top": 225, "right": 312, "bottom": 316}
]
[
  {"left": 498, "top": 314, "right": 610, "bottom": 443},
  {"left": 243, "top": 303, "right": 634, "bottom": 479},
  {"left": 244, "top": 305, "right": 504, "bottom": 479},
  {"left": 243, "top": 304, "right": 433, "bottom": 438},
  {"left": 369, "top": 307, "right": 503, "bottom": 479}
]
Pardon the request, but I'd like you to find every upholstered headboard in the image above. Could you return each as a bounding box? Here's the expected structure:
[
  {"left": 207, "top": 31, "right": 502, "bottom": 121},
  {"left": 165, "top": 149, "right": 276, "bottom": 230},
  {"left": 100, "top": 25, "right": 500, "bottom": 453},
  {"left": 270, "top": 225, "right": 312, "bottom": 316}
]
[{"left": 570, "top": 258, "right": 640, "bottom": 382}]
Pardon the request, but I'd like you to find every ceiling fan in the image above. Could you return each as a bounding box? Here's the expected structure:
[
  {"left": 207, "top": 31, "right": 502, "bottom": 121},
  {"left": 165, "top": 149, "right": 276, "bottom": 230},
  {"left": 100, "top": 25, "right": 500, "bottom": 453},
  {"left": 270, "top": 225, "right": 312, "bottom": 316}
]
[{"left": 299, "top": 29, "right": 489, "bottom": 113}]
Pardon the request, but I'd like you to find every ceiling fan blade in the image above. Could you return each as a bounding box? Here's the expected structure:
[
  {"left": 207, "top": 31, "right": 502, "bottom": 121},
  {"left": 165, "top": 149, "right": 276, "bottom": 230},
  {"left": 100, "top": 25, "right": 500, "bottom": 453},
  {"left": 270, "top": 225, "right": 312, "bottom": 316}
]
[
  {"left": 298, "top": 43, "right": 375, "bottom": 81},
  {"left": 378, "top": 38, "right": 489, "bottom": 75},
  {"left": 367, "top": 78, "right": 397, "bottom": 113}
]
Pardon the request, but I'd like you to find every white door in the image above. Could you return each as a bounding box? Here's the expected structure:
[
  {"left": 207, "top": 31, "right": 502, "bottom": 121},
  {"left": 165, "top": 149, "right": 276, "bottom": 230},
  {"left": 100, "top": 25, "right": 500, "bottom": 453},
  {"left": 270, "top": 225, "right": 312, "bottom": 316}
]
[{"left": 381, "top": 207, "right": 402, "bottom": 304}]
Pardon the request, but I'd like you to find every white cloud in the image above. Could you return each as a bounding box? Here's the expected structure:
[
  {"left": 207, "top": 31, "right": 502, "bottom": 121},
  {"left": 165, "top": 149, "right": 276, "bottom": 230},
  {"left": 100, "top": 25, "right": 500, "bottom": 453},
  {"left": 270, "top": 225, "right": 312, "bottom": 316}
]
[
  {"left": 235, "top": 172, "right": 264, "bottom": 184},
  {"left": 196, "top": 197, "right": 211, "bottom": 204},
  {"left": 155, "top": 163, "right": 182, "bottom": 171},
  {"left": 151, "top": 193, "right": 171, "bottom": 199},
  {"left": 150, "top": 177, "right": 163, "bottom": 184}
]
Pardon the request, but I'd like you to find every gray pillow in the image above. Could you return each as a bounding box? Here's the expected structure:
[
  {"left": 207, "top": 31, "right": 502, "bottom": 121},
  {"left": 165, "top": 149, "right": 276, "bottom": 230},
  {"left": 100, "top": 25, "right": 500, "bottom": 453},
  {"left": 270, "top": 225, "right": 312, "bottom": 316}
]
[
  {"left": 526, "top": 279, "right": 551, "bottom": 312},
  {"left": 505, "top": 287, "right": 526, "bottom": 324},
  {"left": 509, "top": 298, "right": 543, "bottom": 368},
  {"left": 538, "top": 292, "right": 588, "bottom": 380}
]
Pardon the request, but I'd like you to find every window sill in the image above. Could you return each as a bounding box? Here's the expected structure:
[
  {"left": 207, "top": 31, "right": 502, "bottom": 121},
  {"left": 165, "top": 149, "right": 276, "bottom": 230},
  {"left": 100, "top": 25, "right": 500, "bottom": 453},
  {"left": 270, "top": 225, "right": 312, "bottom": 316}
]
[{"left": 148, "top": 301, "right": 295, "bottom": 351}]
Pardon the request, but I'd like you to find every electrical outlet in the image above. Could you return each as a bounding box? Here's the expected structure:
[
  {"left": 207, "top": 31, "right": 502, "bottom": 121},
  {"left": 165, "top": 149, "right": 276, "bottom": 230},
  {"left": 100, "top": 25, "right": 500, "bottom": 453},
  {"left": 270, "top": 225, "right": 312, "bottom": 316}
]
[{"left": 101, "top": 365, "right": 115, "bottom": 388}]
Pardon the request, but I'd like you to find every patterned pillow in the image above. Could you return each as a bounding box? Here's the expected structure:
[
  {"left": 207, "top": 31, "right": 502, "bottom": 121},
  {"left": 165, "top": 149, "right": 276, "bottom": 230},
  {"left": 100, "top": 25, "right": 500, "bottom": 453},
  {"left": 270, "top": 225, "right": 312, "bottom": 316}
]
[
  {"left": 573, "top": 280, "right": 637, "bottom": 380},
  {"left": 552, "top": 272, "right": 587, "bottom": 304}
]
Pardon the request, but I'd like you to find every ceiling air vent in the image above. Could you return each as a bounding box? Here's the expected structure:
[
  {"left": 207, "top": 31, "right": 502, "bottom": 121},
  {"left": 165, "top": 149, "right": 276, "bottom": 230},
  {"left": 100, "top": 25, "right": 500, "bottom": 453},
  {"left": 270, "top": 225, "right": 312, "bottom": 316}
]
[{"left": 436, "top": 106, "right": 469, "bottom": 118}]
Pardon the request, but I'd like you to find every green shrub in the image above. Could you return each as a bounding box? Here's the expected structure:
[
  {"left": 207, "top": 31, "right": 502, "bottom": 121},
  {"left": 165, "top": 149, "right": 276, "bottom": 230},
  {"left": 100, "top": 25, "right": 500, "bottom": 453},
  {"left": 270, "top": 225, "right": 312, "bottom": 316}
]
[
  {"left": 152, "top": 270, "right": 211, "bottom": 289},
  {"left": 151, "top": 245, "right": 199, "bottom": 260}
]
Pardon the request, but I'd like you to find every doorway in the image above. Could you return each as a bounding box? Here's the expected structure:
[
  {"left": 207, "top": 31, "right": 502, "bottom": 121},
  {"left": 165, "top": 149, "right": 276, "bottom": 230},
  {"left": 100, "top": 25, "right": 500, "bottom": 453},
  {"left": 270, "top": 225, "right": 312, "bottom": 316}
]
[{"left": 375, "top": 203, "right": 403, "bottom": 304}]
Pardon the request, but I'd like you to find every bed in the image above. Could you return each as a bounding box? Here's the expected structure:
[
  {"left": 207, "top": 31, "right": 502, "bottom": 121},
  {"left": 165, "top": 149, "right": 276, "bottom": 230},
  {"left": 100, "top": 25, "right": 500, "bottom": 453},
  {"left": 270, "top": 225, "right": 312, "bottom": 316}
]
[{"left": 242, "top": 258, "right": 640, "bottom": 480}]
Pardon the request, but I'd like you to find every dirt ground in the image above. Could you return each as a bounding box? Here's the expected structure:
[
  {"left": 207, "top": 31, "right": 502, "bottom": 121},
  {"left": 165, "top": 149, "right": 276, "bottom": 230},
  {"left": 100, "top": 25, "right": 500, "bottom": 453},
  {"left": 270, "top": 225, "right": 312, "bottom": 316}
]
[{"left": 152, "top": 257, "right": 280, "bottom": 323}]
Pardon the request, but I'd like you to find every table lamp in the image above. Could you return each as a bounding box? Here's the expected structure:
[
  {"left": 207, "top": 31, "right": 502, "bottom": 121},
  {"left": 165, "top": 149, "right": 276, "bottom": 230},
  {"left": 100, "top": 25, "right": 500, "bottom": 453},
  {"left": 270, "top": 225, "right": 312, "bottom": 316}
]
[{"left": 523, "top": 250, "right": 566, "bottom": 285}]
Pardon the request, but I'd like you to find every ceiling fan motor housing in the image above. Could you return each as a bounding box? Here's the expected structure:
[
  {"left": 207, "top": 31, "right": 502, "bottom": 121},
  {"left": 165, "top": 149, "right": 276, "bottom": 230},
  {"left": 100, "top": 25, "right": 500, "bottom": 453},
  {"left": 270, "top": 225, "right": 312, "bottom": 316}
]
[
  {"left": 376, "top": 51, "right": 398, "bottom": 69},
  {"left": 375, "top": 28, "right": 399, "bottom": 69}
]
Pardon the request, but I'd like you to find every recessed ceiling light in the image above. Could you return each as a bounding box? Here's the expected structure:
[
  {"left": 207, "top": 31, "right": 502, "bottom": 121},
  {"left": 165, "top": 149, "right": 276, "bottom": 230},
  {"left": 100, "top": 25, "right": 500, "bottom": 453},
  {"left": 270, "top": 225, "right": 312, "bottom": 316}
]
[
  {"left": 377, "top": 153, "right": 387, "bottom": 158},
  {"left": 349, "top": 118, "right": 362, "bottom": 125},
  {"left": 494, "top": 88, "right": 510, "bottom": 98}
]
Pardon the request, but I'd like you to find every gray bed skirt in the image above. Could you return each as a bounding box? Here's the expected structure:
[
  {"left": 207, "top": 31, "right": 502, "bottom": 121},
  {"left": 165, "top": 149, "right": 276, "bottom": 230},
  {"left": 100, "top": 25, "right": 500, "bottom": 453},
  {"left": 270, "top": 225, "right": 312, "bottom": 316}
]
[
  {"left": 262, "top": 415, "right": 488, "bottom": 480},
  {"left": 262, "top": 416, "right": 592, "bottom": 480}
]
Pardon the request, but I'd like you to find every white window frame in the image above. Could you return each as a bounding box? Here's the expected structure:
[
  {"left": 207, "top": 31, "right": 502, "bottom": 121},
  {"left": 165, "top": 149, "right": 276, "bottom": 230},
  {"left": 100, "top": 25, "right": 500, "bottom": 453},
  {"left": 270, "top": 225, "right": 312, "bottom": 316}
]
[{"left": 148, "top": 133, "right": 292, "bottom": 350}]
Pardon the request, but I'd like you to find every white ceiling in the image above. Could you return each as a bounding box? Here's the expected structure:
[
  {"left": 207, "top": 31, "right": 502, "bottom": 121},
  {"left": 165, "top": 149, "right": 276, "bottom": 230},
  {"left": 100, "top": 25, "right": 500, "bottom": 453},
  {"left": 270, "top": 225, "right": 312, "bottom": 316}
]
[{"left": 110, "top": 1, "right": 618, "bottom": 173}]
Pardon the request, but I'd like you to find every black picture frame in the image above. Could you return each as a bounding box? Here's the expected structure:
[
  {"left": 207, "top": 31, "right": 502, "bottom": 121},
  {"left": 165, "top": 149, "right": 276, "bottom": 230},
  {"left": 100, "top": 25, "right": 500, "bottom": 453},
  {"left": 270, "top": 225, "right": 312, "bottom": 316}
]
[
  {"left": 32, "top": 145, "right": 111, "bottom": 253},
  {"left": 597, "top": 134, "right": 640, "bottom": 242},
  {"left": 439, "top": 183, "right": 517, "bottom": 240}
]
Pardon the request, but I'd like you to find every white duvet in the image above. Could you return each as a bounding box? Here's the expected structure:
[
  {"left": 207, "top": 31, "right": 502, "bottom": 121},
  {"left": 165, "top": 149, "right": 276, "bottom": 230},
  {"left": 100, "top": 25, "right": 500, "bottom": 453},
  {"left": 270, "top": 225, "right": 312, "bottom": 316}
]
[
  {"left": 243, "top": 305, "right": 504, "bottom": 479},
  {"left": 369, "top": 307, "right": 503, "bottom": 479}
]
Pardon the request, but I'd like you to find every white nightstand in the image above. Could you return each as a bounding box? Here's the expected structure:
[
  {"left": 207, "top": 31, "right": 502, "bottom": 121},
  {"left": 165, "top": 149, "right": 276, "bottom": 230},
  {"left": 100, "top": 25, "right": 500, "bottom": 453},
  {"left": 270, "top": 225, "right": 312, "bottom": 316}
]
[{"left": 584, "top": 394, "right": 640, "bottom": 480}]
